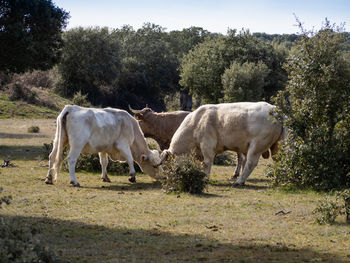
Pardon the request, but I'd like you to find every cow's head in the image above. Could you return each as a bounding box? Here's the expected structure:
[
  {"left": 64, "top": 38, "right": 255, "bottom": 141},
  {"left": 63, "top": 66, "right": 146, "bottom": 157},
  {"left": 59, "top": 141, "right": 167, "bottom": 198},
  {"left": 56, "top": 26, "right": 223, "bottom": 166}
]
[
  {"left": 129, "top": 105, "right": 155, "bottom": 135},
  {"left": 129, "top": 105, "right": 153, "bottom": 120},
  {"left": 151, "top": 149, "right": 172, "bottom": 168},
  {"left": 139, "top": 149, "right": 164, "bottom": 180}
]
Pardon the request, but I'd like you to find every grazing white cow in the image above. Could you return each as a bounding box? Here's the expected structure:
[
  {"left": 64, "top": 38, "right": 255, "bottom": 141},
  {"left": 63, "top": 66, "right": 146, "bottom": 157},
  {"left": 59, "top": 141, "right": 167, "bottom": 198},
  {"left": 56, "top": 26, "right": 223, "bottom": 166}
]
[
  {"left": 158, "top": 102, "right": 283, "bottom": 186},
  {"left": 45, "top": 105, "right": 163, "bottom": 187}
]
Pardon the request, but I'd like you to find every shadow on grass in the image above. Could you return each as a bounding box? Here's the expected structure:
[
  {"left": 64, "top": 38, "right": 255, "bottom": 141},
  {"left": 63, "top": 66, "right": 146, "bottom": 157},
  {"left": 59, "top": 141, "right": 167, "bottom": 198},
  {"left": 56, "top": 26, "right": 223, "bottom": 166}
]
[
  {"left": 76, "top": 179, "right": 222, "bottom": 198},
  {"left": 86, "top": 180, "right": 163, "bottom": 192},
  {"left": 209, "top": 180, "right": 270, "bottom": 191},
  {"left": 0, "top": 145, "right": 44, "bottom": 160},
  {"left": 248, "top": 177, "right": 271, "bottom": 184},
  {"left": 0, "top": 132, "right": 48, "bottom": 139},
  {"left": 0, "top": 215, "right": 345, "bottom": 263}
]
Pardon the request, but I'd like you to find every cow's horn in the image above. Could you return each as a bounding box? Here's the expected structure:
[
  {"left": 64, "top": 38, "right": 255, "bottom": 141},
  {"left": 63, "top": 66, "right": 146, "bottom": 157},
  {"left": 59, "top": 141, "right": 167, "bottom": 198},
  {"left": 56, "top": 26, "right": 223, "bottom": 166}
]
[{"left": 128, "top": 104, "right": 141, "bottom": 114}]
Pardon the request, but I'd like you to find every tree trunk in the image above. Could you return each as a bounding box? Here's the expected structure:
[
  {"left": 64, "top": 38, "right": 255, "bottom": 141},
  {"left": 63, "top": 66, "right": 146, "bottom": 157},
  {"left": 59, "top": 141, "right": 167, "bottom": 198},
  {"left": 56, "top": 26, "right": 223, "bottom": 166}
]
[{"left": 180, "top": 89, "right": 192, "bottom": 111}]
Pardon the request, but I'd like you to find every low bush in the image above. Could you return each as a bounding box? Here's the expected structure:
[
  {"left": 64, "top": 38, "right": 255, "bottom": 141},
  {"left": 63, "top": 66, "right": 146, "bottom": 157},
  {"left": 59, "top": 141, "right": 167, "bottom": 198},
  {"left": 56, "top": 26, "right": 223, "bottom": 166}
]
[
  {"left": 313, "top": 190, "right": 350, "bottom": 224},
  {"left": 161, "top": 152, "right": 208, "bottom": 194},
  {"left": 213, "top": 152, "right": 235, "bottom": 166},
  {"left": 72, "top": 91, "right": 91, "bottom": 107},
  {"left": 62, "top": 153, "right": 130, "bottom": 175},
  {"left": 42, "top": 142, "right": 130, "bottom": 175},
  {"left": 27, "top": 126, "right": 40, "bottom": 133},
  {"left": 7, "top": 82, "right": 37, "bottom": 104},
  {"left": 13, "top": 70, "right": 56, "bottom": 90}
]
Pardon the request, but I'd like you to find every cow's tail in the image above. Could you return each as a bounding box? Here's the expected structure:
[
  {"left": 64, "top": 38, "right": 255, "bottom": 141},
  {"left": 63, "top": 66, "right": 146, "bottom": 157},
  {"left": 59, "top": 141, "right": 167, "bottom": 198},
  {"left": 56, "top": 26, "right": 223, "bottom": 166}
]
[
  {"left": 52, "top": 106, "right": 70, "bottom": 180},
  {"left": 270, "top": 126, "right": 285, "bottom": 160}
]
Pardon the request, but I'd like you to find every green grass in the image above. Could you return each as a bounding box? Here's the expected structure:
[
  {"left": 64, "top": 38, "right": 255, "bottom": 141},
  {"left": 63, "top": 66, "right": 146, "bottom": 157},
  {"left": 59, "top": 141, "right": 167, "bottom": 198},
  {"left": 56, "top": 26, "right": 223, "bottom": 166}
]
[
  {"left": 1, "top": 119, "right": 350, "bottom": 262},
  {"left": 0, "top": 90, "right": 70, "bottom": 119}
]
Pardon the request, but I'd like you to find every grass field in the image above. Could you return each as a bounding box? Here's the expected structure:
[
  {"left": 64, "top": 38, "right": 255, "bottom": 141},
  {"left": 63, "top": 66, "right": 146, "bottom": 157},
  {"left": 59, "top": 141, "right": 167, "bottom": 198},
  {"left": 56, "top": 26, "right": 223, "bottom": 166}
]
[{"left": 0, "top": 119, "right": 349, "bottom": 262}]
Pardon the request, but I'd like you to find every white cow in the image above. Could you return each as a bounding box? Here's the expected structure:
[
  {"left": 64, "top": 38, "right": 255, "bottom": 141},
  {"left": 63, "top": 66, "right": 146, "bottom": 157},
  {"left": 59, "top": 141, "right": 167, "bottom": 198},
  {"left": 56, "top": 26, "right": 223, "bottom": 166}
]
[
  {"left": 45, "top": 105, "right": 163, "bottom": 187},
  {"left": 159, "top": 102, "right": 283, "bottom": 186}
]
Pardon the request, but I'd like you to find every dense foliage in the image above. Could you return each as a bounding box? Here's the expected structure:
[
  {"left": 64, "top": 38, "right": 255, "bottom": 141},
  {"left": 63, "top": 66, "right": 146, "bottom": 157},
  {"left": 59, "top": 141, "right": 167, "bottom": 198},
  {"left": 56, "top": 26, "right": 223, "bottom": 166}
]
[
  {"left": 1, "top": 5, "right": 298, "bottom": 111},
  {"left": 0, "top": 0, "right": 69, "bottom": 73},
  {"left": 270, "top": 21, "right": 350, "bottom": 190},
  {"left": 42, "top": 142, "right": 130, "bottom": 174},
  {"left": 56, "top": 27, "right": 121, "bottom": 105},
  {"left": 180, "top": 30, "right": 288, "bottom": 103},
  {"left": 162, "top": 153, "right": 208, "bottom": 194},
  {"left": 222, "top": 61, "right": 270, "bottom": 102},
  {"left": 313, "top": 190, "right": 350, "bottom": 224}
]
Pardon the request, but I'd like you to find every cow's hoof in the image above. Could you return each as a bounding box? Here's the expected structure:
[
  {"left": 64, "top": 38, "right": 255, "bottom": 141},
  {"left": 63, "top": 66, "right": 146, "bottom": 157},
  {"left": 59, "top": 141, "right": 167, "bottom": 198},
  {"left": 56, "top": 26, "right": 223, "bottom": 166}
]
[
  {"left": 229, "top": 175, "right": 239, "bottom": 181},
  {"left": 45, "top": 178, "right": 53, "bottom": 184},
  {"left": 128, "top": 176, "right": 136, "bottom": 183},
  {"left": 233, "top": 182, "right": 245, "bottom": 187},
  {"left": 70, "top": 181, "right": 80, "bottom": 187},
  {"left": 102, "top": 177, "right": 111, "bottom": 183}
]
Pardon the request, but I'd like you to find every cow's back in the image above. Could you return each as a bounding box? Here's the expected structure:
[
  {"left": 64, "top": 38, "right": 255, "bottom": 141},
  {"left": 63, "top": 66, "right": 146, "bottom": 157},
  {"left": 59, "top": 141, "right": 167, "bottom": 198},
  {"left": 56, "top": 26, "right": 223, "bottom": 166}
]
[
  {"left": 169, "top": 102, "right": 281, "bottom": 155},
  {"left": 214, "top": 102, "right": 280, "bottom": 153},
  {"left": 65, "top": 106, "right": 135, "bottom": 154}
]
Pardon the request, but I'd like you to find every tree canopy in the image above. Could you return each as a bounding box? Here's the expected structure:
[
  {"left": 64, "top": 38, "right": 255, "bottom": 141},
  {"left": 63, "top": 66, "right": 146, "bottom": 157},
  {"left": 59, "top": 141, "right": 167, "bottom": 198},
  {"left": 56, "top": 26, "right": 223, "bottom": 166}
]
[
  {"left": 271, "top": 21, "right": 350, "bottom": 190},
  {"left": 179, "top": 30, "right": 288, "bottom": 104},
  {"left": 0, "top": 0, "right": 69, "bottom": 73}
]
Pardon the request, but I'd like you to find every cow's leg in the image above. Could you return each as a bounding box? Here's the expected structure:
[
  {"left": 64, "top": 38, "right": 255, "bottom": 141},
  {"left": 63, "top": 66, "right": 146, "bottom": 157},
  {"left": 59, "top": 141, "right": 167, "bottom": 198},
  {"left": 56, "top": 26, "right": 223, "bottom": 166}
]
[
  {"left": 230, "top": 152, "right": 243, "bottom": 180},
  {"left": 200, "top": 141, "right": 216, "bottom": 175},
  {"left": 115, "top": 141, "right": 136, "bottom": 183},
  {"left": 45, "top": 144, "right": 58, "bottom": 184},
  {"left": 242, "top": 154, "right": 247, "bottom": 171},
  {"left": 67, "top": 146, "right": 83, "bottom": 187},
  {"left": 99, "top": 152, "right": 111, "bottom": 182},
  {"left": 234, "top": 150, "right": 260, "bottom": 186}
]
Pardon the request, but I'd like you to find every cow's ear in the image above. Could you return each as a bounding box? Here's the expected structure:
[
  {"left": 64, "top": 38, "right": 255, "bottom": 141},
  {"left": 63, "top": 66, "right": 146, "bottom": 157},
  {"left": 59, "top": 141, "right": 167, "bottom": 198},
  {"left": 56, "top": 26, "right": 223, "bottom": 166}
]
[
  {"left": 141, "top": 154, "right": 148, "bottom": 162},
  {"left": 135, "top": 113, "right": 143, "bottom": 120}
]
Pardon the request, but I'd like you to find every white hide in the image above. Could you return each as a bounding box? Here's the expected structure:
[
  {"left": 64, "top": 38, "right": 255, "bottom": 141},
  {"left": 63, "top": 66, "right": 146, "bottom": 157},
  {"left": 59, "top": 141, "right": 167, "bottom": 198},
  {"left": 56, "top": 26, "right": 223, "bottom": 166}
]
[
  {"left": 45, "top": 105, "right": 162, "bottom": 186},
  {"left": 164, "top": 102, "right": 283, "bottom": 185}
]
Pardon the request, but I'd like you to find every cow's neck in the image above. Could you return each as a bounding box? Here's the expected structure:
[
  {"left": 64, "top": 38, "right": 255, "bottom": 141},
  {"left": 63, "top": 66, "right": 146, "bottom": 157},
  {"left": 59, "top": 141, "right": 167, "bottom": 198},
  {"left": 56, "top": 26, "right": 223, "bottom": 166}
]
[{"left": 131, "top": 131, "right": 150, "bottom": 163}]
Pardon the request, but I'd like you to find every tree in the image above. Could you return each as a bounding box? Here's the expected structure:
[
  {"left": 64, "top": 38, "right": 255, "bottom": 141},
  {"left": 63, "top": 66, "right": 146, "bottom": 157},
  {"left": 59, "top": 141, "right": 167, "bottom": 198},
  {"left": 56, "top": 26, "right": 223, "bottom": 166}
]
[
  {"left": 224, "top": 30, "right": 287, "bottom": 100},
  {"left": 57, "top": 27, "right": 121, "bottom": 105},
  {"left": 167, "top": 27, "right": 212, "bottom": 110},
  {"left": 222, "top": 61, "right": 270, "bottom": 102},
  {"left": 0, "top": 0, "right": 69, "bottom": 73},
  {"left": 271, "top": 20, "right": 350, "bottom": 190},
  {"left": 180, "top": 36, "right": 228, "bottom": 103},
  {"left": 179, "top": 30, "right": 287, "bottom": 104},
  {"left": 113, "top": 23, "right": 179, "bottom": 110}
]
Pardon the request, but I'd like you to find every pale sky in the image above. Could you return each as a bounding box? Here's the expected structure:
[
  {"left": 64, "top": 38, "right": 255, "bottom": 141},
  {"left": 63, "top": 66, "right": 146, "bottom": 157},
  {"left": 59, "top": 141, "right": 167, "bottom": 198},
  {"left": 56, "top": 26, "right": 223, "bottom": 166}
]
[{"left": 53, "top": 0, "right": 350, "bottom": 34}]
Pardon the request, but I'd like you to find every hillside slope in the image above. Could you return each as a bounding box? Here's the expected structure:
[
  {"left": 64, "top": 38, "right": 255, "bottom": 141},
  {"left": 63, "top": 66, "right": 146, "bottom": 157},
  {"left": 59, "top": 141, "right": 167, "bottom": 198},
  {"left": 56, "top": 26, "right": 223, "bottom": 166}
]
[{"left": 0, "top": 88, "right": 70, "bottom": 119}]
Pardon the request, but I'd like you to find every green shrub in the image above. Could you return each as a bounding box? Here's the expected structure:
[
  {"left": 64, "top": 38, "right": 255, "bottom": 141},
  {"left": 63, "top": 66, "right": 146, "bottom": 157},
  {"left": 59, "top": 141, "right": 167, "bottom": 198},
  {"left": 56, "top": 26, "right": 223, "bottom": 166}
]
[
  {"left": 7, "top": 82, "right": 38, "bottom": 104},
  {"left": 222, "top": 61, "right": 270, "bottom": 102},
  {"left": 213, "top": 152, "right": 235, "bottom": 166},
  {"left": 313, "top": 190, "right": 350, "bottom": 224},
  {"left": 161, "top": 152, "right": 208, "bottom": 194},
  {"left": 62, "top": 153, "right": 129, "bottom": 175},
  {"left": 72, "top": 91, "right": 91, "bottom": 107},
  {"left": 27, "top": 126, "right": 40, "bottom": 133},
  {"left": 271, "top": 20, "right": 350, "bottom": 191},
  {"left": 0, "top": 187, "right": 12, "bottom": 208},
  {"left": 42, "top": 142, "right": 129, "bottom": 175},
  {"left": 42, "top": 142, "right": 55, "bottom": 160}
]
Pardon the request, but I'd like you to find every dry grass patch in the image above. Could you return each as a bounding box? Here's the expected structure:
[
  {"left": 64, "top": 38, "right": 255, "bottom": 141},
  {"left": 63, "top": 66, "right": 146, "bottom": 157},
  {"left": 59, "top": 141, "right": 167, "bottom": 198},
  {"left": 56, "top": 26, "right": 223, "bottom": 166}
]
[{"left": 0, "top": 119, "right": 349, "bottom": 262}]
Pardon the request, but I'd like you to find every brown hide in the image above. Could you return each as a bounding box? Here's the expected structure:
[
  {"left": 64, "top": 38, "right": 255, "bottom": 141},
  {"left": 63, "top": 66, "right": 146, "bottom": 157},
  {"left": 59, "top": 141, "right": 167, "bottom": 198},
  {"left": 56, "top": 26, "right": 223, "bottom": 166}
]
[{"left": 131, "top": 107, "right": 190, "bottom": 150}]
